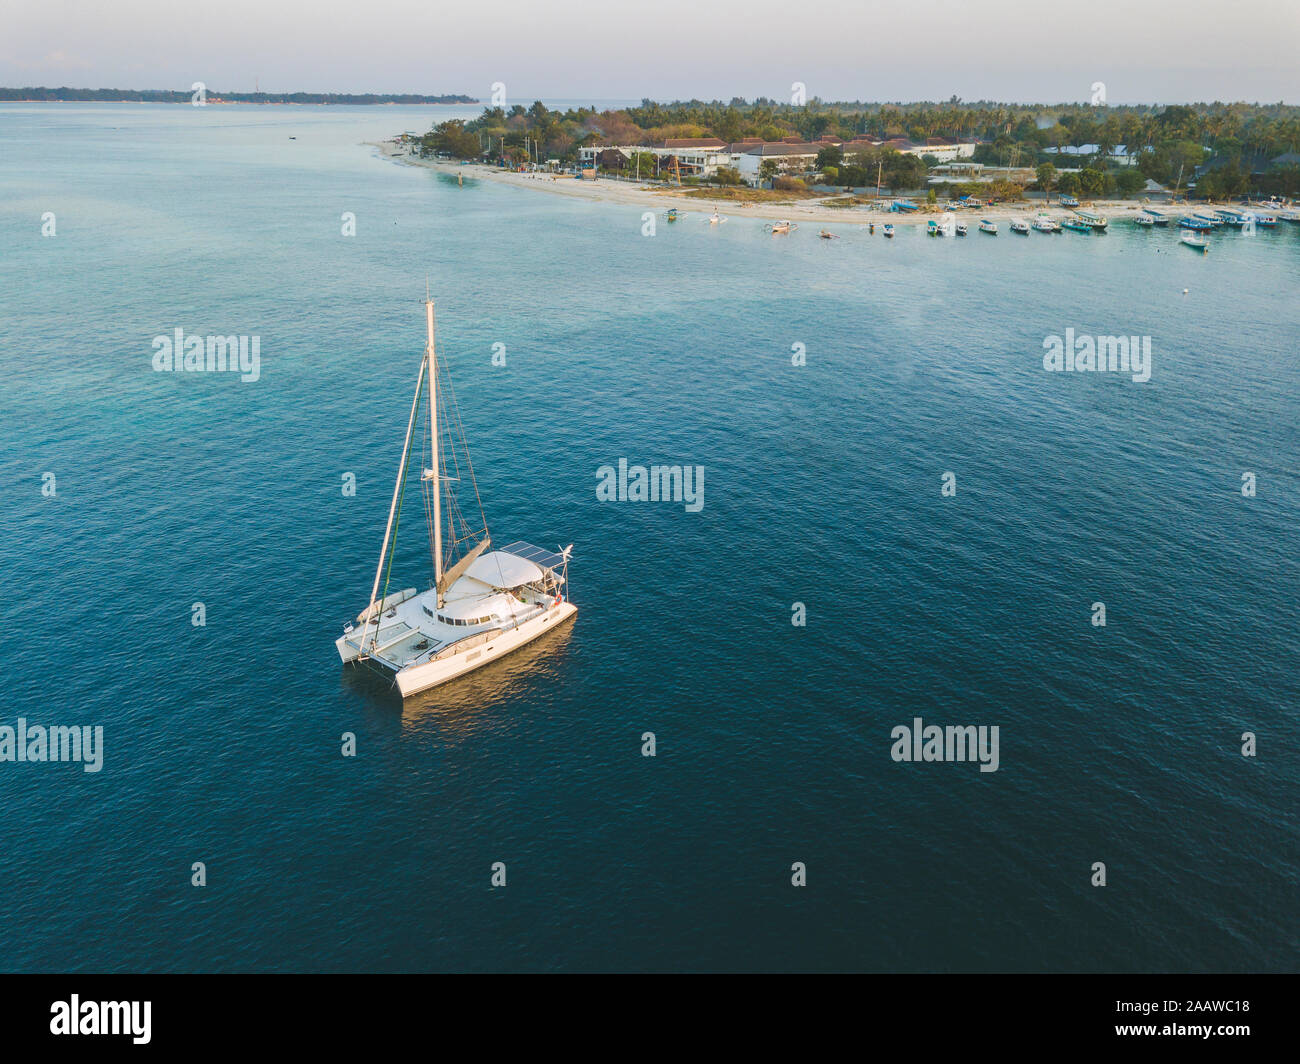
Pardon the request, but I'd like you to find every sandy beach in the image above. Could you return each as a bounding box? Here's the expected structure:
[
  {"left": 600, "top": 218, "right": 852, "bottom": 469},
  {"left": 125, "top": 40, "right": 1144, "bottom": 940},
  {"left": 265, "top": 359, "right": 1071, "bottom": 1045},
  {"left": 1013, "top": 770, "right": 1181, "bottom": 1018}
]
[{"left": 372, "top": 140, "right": 1166, "bottom": 228}]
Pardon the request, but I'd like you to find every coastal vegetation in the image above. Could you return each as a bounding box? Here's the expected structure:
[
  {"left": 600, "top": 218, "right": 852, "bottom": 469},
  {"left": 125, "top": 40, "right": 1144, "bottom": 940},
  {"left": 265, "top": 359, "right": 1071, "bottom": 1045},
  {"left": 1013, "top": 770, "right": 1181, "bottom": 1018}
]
[{"left": 424, "top": 98, "right": 1300, "bottom": 198}]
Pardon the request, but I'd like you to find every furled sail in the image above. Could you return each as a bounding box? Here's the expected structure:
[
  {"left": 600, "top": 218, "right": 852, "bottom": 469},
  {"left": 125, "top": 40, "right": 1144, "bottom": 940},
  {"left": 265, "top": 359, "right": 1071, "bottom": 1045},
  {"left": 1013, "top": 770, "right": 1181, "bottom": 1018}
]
[{"left": 437, "top": 535, "right": 491, "bottom": 594}]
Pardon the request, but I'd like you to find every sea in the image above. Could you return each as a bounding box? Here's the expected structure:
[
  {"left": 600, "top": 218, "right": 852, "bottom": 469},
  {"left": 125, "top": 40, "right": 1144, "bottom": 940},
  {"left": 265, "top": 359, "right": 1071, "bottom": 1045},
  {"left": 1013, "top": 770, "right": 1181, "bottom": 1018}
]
[{"left": 0, "top": 103, "right": 1296, "bottom": 972}]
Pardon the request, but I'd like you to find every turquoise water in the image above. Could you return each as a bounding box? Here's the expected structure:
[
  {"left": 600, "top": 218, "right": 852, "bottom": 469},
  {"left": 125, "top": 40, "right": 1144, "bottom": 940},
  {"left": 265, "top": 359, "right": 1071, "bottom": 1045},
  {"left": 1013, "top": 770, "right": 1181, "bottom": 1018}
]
[{"left": 1, "top": 104, "right": 1297, "bottom": 972}]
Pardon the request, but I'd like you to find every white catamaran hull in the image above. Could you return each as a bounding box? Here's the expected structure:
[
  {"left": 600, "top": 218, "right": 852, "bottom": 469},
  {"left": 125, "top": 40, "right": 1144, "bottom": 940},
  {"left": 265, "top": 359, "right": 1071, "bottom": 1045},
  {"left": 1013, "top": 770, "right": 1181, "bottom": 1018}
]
[{"left": 337, "top": 599, "right": 578, "bottom": 696}]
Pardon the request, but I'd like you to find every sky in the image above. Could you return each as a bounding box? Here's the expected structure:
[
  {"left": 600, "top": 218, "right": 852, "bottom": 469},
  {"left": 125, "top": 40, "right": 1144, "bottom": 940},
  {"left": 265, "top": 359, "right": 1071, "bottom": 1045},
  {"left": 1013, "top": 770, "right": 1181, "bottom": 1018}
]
[{"left": 1, "top": 0, "right": 1296, "bottom": 104}]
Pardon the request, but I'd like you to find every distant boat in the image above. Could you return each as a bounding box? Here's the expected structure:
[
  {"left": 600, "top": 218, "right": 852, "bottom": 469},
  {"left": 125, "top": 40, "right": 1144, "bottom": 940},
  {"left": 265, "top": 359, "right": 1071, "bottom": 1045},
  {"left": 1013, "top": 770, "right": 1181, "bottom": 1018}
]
[
  {"left": 955, "top": 223, "right": 968, "bottom": 236},
  {"left": 1033, "top": 214, "right": 1061, "bottom": 233},
  {"left": 1180, "top": 231, "right": 1209, "bottom": 253},
  {"left": 1010, "top": 220, "right": 1030, "bottom": 234},
  {"left": 666, "top": 208, "right": 681, "bottom": 222},
  {"left": 882, "top": 224, "right": 895, "bottom": 238},
  {"left": 1074, "top": 210, "right": 1108, "bottom": 230},
  {"left": 927, "top": 219, "right": 939, "bottom": 236},
  {"left": 1178, "top": 216, "right": 1212, "bottom": 230},
  {"left": 706, "top": 210, "right": 726, "bottom": 225},
  {"left": 1133, "top": 214, "right": 1155, "bottom": 227},
  {"left": 1216, "top": 208, "right": 1245, "bottom": 227},
  {"left": 1059, "top": 195, "right": 1080, "bottom": 207},
  {"left": 1061, "top": 219, "right": 1091, "bottom": 233},
  {"left": 979, "top": 219, "right": 997, "bottom": 234},
  {"left": 1142, "top": 208, "right": 1170, "bottom": 226},
  {"left": 892, "top": 200, "right": 919, "bottom": 212},
  {"left": 1192, "top": 212, "right": 1224, "bottom": 227},
  {"left": 819, "top": 229, "right": 838, "bottom": 239},
  {"left": 1250, "top": 213, "right": 1279, "bottom": 228},
  {"left": 768, "top": 220, "right": 797, "bottom": 234}
]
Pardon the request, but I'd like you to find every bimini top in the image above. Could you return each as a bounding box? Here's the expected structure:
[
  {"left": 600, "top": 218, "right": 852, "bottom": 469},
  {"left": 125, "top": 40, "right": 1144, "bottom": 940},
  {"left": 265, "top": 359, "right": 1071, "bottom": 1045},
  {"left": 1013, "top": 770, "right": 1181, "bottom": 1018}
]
[
  {"left": 497, "top": 541, "right": 568, "bottom": 572},
  {"left": 465, "top": 550, "right": 545, "bottom": 589}
]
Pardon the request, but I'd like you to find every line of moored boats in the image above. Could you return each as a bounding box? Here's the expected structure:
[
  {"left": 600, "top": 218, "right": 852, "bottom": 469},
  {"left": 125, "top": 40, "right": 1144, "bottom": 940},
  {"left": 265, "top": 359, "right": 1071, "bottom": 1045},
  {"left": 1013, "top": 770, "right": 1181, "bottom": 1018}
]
[{"left": 686, "top": 199, "right": 1297, "bottom": 254}]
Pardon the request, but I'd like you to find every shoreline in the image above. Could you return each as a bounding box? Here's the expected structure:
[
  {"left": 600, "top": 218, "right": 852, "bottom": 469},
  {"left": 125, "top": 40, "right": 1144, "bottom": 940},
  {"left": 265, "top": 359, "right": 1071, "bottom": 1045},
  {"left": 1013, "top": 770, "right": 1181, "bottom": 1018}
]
[{"left": 372, "top": 141, "right": 1193, "bottom": 229}]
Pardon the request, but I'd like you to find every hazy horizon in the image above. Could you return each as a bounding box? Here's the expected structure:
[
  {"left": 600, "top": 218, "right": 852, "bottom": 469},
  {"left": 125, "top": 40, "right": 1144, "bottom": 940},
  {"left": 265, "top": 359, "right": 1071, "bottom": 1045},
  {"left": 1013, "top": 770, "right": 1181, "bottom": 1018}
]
[{"left": 2, "top": 0, "right": 1296, "bottom": 105}]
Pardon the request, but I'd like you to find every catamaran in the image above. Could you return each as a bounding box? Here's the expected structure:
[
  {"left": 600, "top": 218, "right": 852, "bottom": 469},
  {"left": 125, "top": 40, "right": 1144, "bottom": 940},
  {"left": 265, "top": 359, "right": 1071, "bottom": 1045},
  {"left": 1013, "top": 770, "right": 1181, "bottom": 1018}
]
[{"left": 335, "top": 298, "right": 577, "bottom": 697}]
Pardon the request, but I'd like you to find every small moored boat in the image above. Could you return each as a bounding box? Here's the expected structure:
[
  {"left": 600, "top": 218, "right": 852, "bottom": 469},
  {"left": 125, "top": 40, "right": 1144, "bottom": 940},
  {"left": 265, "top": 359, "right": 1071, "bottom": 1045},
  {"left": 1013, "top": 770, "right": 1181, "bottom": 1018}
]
[
  {"left": 882, "top": 224, "right": 895, "bottom": 238},
  {"left": 979, "top": 219, "right": 997, "bottom": 234},
  {"left": 1010, "top": 220, "right": 1030, "bottom": 234},
  {"left": 1180, "top": 231, "right": 1209, "bottom": 252}
]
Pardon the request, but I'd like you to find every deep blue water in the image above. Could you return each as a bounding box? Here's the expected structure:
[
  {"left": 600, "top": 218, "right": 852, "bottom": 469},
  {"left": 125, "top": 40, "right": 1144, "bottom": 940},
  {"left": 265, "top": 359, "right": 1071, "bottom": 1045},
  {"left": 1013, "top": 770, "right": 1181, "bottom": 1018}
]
[{"left": 1, "top": 104, "right": 1296, "bottom": 972}]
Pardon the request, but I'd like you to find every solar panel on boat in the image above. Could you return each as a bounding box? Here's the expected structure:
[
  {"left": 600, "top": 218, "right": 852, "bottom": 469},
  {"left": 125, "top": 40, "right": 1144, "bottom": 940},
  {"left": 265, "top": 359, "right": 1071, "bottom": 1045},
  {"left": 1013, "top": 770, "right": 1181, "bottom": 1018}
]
[{"left": 498, "top": 541, "right": 567, "bottom": 571}]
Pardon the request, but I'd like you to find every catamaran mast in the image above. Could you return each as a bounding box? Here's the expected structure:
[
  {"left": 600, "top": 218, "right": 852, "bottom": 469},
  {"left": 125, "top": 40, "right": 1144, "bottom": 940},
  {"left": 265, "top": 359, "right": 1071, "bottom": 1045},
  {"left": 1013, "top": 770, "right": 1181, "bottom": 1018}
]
[
  {"left": 360, "top": 334, "right": 428, "bottom": 656},
  {"left": 427, "top": 298, "right": 443, "bottom": 600}
]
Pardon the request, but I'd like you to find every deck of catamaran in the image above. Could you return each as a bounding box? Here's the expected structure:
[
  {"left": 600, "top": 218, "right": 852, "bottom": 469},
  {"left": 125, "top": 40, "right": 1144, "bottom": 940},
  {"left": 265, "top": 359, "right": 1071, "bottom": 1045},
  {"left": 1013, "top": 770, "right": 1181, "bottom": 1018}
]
[{"left": 339, "top": 542, "right": 569, "bottom": 673}]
